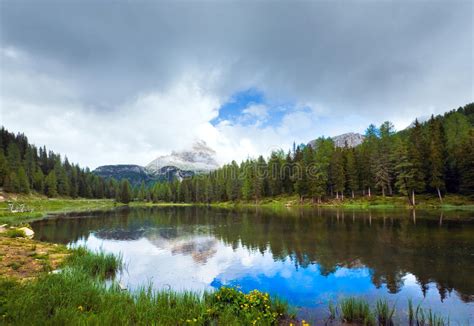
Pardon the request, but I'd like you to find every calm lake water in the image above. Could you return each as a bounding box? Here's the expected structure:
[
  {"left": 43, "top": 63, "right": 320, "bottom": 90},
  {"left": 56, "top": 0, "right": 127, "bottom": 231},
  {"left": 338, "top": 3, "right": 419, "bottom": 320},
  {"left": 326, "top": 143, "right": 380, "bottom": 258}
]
[{"left": 31, "top": 206, "right": 474, "bottom": 324}]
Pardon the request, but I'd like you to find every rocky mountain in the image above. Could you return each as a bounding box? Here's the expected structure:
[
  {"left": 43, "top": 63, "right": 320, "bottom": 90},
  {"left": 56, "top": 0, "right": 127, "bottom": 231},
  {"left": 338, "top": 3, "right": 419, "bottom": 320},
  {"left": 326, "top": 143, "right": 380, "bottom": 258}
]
[
  {"left": 308, "top": 132, "right": 365, "bottom": 148},
  {"left": 146, "top": 141, "right": 219, "bottom": 176},
  {"left": 93, "top": 141, "right": 219, "bottom": 185},
  {"left": 93, "top": 164, "right": 159, "bottom": 186}
]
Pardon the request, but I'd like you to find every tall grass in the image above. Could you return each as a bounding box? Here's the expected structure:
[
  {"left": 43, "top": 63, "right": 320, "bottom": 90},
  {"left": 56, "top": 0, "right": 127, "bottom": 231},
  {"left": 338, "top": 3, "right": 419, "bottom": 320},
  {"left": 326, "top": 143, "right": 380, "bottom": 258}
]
[
  {"left": 65, "top": 246, "right": 122, "bottom": 279},
  {"left": 333, "top": 297, "right": 449, "bottom": 326},
  {"left": 375, "top": 299, "right": 395, "bottom": 326},
  {"left": 408, "top": 299, "right": 449, "bottom": 326},
  {"left": 339, "top": 297, "right": 375, "bottom": 325}
]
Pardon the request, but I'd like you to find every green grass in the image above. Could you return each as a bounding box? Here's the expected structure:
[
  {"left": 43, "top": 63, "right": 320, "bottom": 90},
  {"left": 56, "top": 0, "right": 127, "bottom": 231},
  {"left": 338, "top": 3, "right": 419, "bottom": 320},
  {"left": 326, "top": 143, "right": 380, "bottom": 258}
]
[
  {"left": 0, "top": 247, "right": 291, "bottom": 325},
  {"left": 332, "top": 297, "right": 450, "bottom": 326},
  {"left": 0, "top": 195, "right": 122, "bottom": 225},
  {"left": 65, "top": 247, "right": 123, "bottom": 279},
  {"left": 196, "top": 194, "right": 474, "bottom": 210},
  {"left": 375, "top": 299, "right": 395, "bottom": 326},
  {"left": 339, "top": 297, "right": 375, "bottom": 325},
  {"left": 408, "top": 299, "right": 449, "bottom": 326},
  {"left": 2, "top": 228, "right": 26, "bottom": 238}
]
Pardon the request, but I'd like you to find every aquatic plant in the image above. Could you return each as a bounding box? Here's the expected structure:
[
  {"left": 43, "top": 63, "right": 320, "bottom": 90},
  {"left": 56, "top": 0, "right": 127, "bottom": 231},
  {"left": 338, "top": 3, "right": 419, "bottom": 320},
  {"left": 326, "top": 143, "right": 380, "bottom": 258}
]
[
  {"left": 408, "top": 299, "right": 450, "bottom": 326},
  {"left": 65, "top": 246, "right": 122, "bottom": 279},
  {"left": 375, "top": 299, "right": 395, "bottom": 326},
  {"left": 339, "top": 297, "right": 375, "bottom": 325}
]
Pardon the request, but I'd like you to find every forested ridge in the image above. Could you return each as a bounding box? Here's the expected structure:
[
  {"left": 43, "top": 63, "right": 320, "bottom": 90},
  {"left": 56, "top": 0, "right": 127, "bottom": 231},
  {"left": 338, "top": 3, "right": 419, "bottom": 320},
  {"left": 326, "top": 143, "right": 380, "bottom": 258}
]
[
  {"left": 1, "top": 103, "right": 473, "bottom": 205},
  {"left": 149, "top": 103, "right": 474, "bottom": 205},
  {"left": 0, "top": 128, "right": 132, "bottom": 202}
]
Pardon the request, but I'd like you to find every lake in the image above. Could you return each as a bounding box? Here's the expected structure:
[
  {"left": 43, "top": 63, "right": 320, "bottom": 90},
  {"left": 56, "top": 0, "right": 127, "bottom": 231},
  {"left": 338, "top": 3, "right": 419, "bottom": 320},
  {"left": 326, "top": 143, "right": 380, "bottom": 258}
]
[{"left": 31, "top": 206, "right": 474, "bottom": 324}]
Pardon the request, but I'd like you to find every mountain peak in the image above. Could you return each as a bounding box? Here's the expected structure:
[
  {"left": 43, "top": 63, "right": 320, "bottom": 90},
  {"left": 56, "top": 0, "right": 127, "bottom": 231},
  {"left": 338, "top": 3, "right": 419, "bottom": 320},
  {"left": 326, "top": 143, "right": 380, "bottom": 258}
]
[
  {"left": 146, "top": 141, "right": 219, "bottom": 175},
  {"left": 308, "top": 132, "right": 365, "bottom": 148}
]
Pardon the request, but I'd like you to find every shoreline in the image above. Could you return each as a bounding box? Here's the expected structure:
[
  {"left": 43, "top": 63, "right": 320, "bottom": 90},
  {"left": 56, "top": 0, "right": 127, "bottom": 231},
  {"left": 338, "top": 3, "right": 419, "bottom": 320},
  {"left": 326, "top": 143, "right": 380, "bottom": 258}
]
[{"left": 1, "top": 193, "right": 473, "bottom": 226}]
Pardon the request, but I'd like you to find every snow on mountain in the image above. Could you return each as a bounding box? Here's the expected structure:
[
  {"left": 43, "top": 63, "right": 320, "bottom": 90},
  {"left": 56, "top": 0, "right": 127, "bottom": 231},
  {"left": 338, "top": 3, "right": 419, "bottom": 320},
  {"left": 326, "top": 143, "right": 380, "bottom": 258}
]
[{"left": 145, "top": 140, "right": 219, "bottom": 176}]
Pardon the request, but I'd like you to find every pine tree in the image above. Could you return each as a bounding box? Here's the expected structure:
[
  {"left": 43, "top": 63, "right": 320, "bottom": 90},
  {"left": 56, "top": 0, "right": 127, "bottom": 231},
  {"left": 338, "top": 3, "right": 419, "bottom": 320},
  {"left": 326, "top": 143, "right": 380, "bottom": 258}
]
[
  {"left": 118, "top": 179, "right": 132, "bottom": 204},
  {"left": 138, "top": 181, "right": 146, "bottom": 201},
  {"left": 344, "top": 148, "right": 358, "bottom": 198},
  {"left": 6, "top": 142, "right": 21, "bottom": 171},
  {"left": 330, "top": 149, "right": 345, "bottom": 199},
  {"left": 427, "top": 117, "right": 445, "bottom": 202},
  {"left": 4, "top": 171, "right": 20, "bottom": 193},
  {"left": 17, "top": 167, "right": 30, "bottom": 194},
  {"left": 0, "top": 151, "right": 8, "bottom": 186},
  {"left": 459, "top": 130, "right": 474, "bottom": 195},
  {"left": 406, "top": 120, "right": 426, "bottom": 204},
  {"left": 33, "top": 168, "right": 45, "bottom": 193},
  {"left": 45, "top": 170, "right": 58, "bottom": 197},
  {"left": 241, "top": 161, "right": 254, "bottom": 201}
]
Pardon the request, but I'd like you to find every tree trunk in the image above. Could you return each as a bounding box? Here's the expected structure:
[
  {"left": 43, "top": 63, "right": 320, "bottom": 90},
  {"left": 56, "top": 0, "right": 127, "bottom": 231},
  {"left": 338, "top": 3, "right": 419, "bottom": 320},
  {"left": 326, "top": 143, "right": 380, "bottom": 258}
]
[
  {"left": 368, "top": 187, "right": 371, "bottom": 197},
  {"left": 382, "top": 187, "right": 385, "bottom": 197},
  {"left": 411, "top": 190, "right": 416, "bottom": 206},
  {"left": 388, "top": 184, "right": 393, "bottom": 196},
  {"left": 341, "top": 192, "right": 344, "bottom": 201},
  {"left": 437, "top": 187, "right": 443, "bottom": 203},
  {"left": 336, "top": 191, "right": 339, "bottom": 200},
  {"left": 351, "top": 190, "right": 355, "bottom": 199}
]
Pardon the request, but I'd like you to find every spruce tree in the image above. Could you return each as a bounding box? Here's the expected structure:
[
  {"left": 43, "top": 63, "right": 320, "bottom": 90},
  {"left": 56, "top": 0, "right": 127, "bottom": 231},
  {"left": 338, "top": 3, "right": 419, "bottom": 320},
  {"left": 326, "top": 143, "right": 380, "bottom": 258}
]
[
  {"left": 33, "top": 168, "right": 45, "bottom": 193},
  {"left": 45, "top": 170, "right": 58, "bottom": 197},
  {"left": 427, "top": 117, "right": 445, "bottom": 202},
  {"left": 17, "top": 167, "right": 30, "bottom": 194},
  {"left": 4, "top": 171, "right": 20, "bottom": 193},
  {"left": 119, "top": 179, "right": 132, "bottom": 204},
  {"left": 0, "top": 151, "right": 8, "bottom": 186},
  {"left": 459, "top": 130, "right": 474, "bottom": 195},
  {"left": 330, "top": 149, "right": 345, "bottom": 199},
  {"left": 344, "top": 148, "right": 358, "bottom": 198}
]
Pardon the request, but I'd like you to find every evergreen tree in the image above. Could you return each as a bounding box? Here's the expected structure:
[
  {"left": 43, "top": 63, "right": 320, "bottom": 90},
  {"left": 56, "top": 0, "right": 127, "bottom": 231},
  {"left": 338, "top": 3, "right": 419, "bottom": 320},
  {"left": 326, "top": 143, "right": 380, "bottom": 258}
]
[
  {"left": 6, "top": 142, "right": 21, "bottom": 171},
  {"left": 427, "top": 117, "right": 445, "bottom": 202},
  {"left": 17, "top": 167, "right": 30, "bottom": 194},
  {"left": 344, "top": 148, "right": 358, "bottom": 198},
  {"left": 118, "top": 179, "right": 132, "bottom": 204},
  {"left": 45, "top": 170, "right": 58, "bottom": 197},
  {"left": 0, "top": 151, "right": 8, "bottom": 187},
  {"left": 33, "top": 168, "right": 45, "bottom": 193},
  {"left": 406, "top": 120, "right": 426, "bottom": 204},
  {"left": 4, "top": 171, "right": 20, "bottom": 193},
  {"left": 459, "top": 130, "right": 474, "bottom": 195},
  {"left": 330, "top": 149, "right": 345, "bottom": 199}
]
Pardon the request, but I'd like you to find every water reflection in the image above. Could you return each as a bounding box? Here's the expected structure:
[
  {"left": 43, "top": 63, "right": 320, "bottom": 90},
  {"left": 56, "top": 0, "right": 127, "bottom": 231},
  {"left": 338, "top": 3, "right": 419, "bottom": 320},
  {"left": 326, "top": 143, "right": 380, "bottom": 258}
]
[{"left": 32, "top": 206, "right": 474, "bottom": 322}]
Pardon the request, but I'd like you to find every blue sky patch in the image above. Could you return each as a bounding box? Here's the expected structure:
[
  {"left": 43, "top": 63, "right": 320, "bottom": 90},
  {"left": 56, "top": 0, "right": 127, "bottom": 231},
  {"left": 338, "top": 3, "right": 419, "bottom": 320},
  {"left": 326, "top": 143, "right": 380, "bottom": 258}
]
[{"left": 213, "top": 88, "right": 291, "bottom": 128}]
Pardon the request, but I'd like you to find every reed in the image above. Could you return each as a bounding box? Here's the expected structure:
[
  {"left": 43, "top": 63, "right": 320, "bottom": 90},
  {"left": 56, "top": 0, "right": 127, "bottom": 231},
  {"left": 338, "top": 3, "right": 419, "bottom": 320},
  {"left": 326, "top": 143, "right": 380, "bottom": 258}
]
[
  {"left": 375, "top": 299, "right": 395, "bottom": 326},
  {"left": 339, "top": 297, "right": 375, "bottom": 325}
]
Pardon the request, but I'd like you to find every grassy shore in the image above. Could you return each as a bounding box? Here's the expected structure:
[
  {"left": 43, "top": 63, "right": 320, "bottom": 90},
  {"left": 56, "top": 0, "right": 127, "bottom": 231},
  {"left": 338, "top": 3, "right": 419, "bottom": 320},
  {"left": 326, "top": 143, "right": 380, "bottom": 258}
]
[
  {"left": 0, "top": 193, "right": 122, "bottom": 225},
  {"left": 207, "top": 194, "right": 474, "bottom": 210},
  {"left": 0, "top": 233, "right": 292, "bottom": 325},
  {"left": 1, "top": 192, "right": 473, "bottom": 226}
]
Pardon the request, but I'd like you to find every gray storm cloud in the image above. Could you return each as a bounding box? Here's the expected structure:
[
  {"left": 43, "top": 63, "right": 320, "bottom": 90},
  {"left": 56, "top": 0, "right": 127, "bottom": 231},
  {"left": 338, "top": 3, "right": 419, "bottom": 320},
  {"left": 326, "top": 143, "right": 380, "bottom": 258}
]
[{"left": 0, "top": 0, "right": 472, "bottom": 168}]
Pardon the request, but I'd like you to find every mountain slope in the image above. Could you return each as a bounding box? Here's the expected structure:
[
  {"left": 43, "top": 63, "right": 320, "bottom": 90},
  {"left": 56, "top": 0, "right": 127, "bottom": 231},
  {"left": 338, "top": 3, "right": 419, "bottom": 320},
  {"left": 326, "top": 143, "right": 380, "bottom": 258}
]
[
  {"left": 308, "top": 132, "right": 365, "bottom": 148},
  {"left": 93, "top": 141, "right": 220, "bottom": 184}
]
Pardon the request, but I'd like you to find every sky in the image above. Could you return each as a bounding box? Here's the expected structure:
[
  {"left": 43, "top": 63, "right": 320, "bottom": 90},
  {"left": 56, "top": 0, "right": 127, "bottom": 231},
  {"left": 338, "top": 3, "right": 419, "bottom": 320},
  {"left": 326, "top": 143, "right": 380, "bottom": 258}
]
[{"left": 0, "top": 0, "right": 473, "bottom": 169}]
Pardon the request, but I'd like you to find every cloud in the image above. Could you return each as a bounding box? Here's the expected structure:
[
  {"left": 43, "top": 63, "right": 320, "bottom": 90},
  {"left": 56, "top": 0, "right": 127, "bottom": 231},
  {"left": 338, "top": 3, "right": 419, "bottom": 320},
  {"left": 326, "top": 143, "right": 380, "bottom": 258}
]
[{"left": 0, "top": 1, "right": 472, "bottom": 168}]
